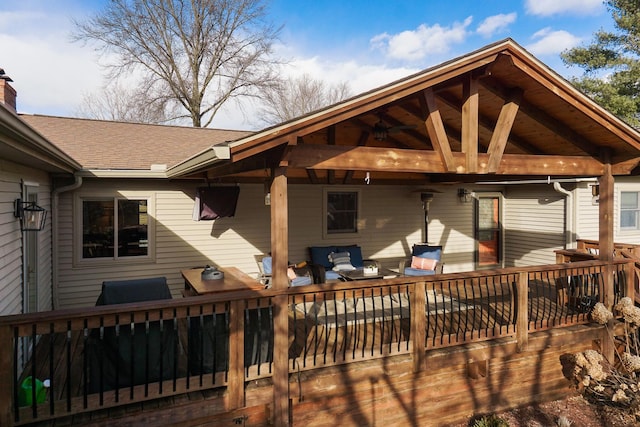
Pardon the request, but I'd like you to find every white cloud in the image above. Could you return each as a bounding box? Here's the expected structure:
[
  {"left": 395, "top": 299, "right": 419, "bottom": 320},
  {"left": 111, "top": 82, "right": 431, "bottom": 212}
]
[
  {"left": 525, "top": 28, "right": 582, "bottom": 56},
  {"left": 0, "top": 6, "right": 105, "bottom": 116},
  {"left": 476, "top": 13, "right": 517, "bottom": 38},
  {"left": 524, "top": 0, "right": 604, "bottom": 16},
  {"left": 213, "top": 56, "right": 419, "bottom": 130},
  {"left": 370, "top": 17, "right": 473, "bottom": 62}
]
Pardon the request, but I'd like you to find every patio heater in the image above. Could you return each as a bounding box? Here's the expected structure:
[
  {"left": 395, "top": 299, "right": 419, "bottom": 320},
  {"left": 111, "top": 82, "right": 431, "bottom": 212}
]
[{"left": 420, "top": 192, "right": 434, "bottom": 243}]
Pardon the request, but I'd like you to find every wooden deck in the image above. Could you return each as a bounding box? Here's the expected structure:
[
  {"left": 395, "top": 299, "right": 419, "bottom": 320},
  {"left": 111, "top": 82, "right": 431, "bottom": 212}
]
[{"left": 2, "top": 259, "right": 633, "bottom": 426}]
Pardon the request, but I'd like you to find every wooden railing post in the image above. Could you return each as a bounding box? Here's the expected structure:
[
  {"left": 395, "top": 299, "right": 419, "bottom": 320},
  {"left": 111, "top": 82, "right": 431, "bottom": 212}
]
[
  {"left": 227, "top": 300, "right": 245, "bottom": 410},
  {"left": 624, "top": 261, "right": 635, "bottom": 302},
  {"left": 272, "top": 294, "right": 289, "bottom": 426},
  {"left": 0, "top": 324, "right": 13, "bottom": 426},
  {"left": 410, "top": 281, "right": 427, "bottom": 372},
  {"left": 516, "top": 272, "right": 528, "bottom": 352}
]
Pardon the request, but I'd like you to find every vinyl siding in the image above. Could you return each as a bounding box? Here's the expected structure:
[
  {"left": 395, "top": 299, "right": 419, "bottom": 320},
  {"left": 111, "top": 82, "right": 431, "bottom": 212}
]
[
  {"left": 56, "top": 180, "right": 585, "bottom": 308},
  {"left": 0, "top": 159, "right": 52, "bottom": 316},
  {"left": 575, "top": 182, "right": 600, "bottom": 241},
  {"left": 59, "top": 181, "right": 491, "bottom": 308},
  {"left": 503, "top": 185, "right": 566, "bottom": 267}
]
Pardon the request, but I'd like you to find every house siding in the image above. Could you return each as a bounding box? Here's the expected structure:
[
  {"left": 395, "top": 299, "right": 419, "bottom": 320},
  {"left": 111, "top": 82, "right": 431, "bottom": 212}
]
[
  {"left": 0, "top": 159, "right": 52, "bottom": 316},
  {"left": 503, "top": 184, "right": 566, "bottom": 267},
  {"left": 57, "top": 181, "right": 434, "bottom": 308},
  {"left": 56, "top": 179, "right": 586, "bottom": 308},
  {"left": 575, "top": 181, "right": 600, "bottom": 241}
]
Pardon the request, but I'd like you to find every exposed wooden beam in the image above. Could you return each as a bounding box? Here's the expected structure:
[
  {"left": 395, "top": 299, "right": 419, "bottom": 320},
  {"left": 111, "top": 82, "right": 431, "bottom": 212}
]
[
  {"left": 287, "top": 144, "right": 605, "bottom": 175},
  {"left": 462, "top": 75, "right": 479, "bottom": 173},
  {"left": 344, "top": 131, "right": 370, "bottom": 184},
  {"left": 421, "top": 88, "right": 456, "bottom": 172},
  {"left": 487, "top": 88, "right": 523, "bottom": 172},
  {"left": 327, "top": 125, "right": 336, "bottom": 184},
  {"left": 297, "top": 137, "right": 320, "bottom": 184},
  {"left": 480, "top": 77, "right": 601, "bottom": 157},
  {"left": 436, "top": 91, "right": 543, "bottom": 154}
]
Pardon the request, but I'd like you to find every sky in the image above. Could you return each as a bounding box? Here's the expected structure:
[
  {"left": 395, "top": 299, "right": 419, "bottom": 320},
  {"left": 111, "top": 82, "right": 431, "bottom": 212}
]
[{"left": 0, "top": 0, "right": 615, "bottom": 130}]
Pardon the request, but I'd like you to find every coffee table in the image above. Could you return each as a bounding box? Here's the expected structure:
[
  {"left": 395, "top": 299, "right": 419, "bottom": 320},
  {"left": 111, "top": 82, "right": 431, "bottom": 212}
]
[{"left": 338, "top": 267, "right": 398, "bottom": 281}]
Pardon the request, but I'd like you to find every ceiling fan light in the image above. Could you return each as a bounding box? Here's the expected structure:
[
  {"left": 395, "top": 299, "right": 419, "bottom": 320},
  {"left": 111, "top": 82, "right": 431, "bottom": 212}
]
[{"left": 373, "top": 120, "right": 387, "bottom": 141}]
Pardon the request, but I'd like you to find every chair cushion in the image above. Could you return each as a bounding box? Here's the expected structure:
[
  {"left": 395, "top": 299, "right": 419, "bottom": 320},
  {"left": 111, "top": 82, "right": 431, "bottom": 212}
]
[
  {"left": 404, "top": 267, "right": 436, "bottom": 276},
  {"left": 325, "top": 270, "right": 343, "bottom": 281},
  {"left": 309, "top": 246, "right": 338, "bottom": 269},
  {"left": 262, "top": 256, "right": 272, "bottom": 275},
  {"left": 329, "top": 251, "right": 356, "bottom": 271},
  {"left": 291, "top": 276, "right": 313, "bottom": 286},
  {"left": 337, "top": 245, "right": 364, "bottom": 268},
  {"left": 411, "top": 256, "right": 437, "bottom": 270},
  {"left": 412, "top": 245, "right": 442, "bottom": 261}
]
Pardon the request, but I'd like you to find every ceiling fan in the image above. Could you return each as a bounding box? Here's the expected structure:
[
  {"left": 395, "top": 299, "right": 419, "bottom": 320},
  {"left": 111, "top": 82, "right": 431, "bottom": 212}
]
[{"left": 372, "top": 114, "right": 416, "bottom": 141}]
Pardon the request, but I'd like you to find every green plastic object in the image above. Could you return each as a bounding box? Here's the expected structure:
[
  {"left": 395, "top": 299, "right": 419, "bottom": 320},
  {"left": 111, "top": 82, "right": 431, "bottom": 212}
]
[{"left": 19, "top": 376, "right": 46, "bottom": 406}]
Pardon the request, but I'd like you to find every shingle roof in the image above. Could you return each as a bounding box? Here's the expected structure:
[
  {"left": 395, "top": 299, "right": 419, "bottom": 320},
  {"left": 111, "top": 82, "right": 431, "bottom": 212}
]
[{"left": 19, "top": 114, "right": 252, "bottom": 170}]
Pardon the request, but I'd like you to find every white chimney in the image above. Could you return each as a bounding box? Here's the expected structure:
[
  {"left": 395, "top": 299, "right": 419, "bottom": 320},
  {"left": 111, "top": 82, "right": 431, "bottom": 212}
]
[{"left": 0, "top": 68, "right": 17, "bottom": 112}]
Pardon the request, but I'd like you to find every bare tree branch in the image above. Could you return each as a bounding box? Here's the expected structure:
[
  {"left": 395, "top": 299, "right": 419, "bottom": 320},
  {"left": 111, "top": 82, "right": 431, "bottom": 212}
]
[
  {"left": 258, "top": 73, "right": 352, "bottom": 125},
  {"left": 73, "top": 0, "right": 282, "bottom": 127}
]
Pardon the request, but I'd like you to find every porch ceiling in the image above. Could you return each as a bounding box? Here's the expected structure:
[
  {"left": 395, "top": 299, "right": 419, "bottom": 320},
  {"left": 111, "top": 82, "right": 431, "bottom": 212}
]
[{"left": 169, "top": 39, "right": 640, "bottom": 185}]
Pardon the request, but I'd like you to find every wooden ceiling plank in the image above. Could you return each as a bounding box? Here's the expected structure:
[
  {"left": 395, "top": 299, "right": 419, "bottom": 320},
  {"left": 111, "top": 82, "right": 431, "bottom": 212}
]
[
  {"left": 462, "top": 75, "right": 479, "bottom": 173},
  {"left": 487, "top": 88, "right": 523, "bottom": 172},
  {"left": 287, "top": 144, "right": 604, "bottom": 176},
  {"left": 422, "top": 88, "right": 456, "bottom": 172}
]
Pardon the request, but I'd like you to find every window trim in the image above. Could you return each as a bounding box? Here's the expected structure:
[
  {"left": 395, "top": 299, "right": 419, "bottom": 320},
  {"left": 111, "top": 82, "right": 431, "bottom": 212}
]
[
  {"left": 620, "top": 191, "right": 640, "bottom": 230},
  {"left": 74, "top": 192, "right": 155, "bottom": 266},
  {"left": 322, "top": 187, "right": 361, "bottom": 239}
]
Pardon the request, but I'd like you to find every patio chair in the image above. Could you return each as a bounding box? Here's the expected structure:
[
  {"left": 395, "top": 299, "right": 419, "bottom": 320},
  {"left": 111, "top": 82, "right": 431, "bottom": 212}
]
[
  {"left": 87, "top": 277, "right": 176, "bottom": 393},
  {"left": 399, "top": 244, "right": 444, "bottom": 276},
  {"left": 256, "top": 255, "right": 313, "bottom": 286}
]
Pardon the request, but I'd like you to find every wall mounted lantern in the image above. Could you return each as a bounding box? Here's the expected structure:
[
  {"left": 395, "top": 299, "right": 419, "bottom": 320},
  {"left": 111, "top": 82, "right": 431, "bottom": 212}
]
[
  {"left": 457, "top": 188, "right": 473, "bottom": 203},
  {"left": 14, "top": 199, "right": 47, "bottom": 231},
  {"left": 591, "top": 184, "right": 600, "bottom": 205}
]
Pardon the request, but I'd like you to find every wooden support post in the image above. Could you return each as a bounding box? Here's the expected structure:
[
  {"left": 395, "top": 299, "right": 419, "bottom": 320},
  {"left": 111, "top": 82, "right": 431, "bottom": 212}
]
[
  {"left": 270, "top": 167, "right": 290, "bottom": 426},
  {"left": 599, "top": 151, "right": 615, "bottom": 363},
  {"left": 227, "top": 300, "right": 245, "bottom": 409},
  {"left": 410, "top": 281, "right": 427, "bottom": 372},
  {"left": 599, "top": 152, "right": 614, "bottom": 308},
  {"left": 0, "top": 324, "right": 12, "bottom": 427},
  {"left": 516, "top": 272, "right": 528, "bottom": 352}
]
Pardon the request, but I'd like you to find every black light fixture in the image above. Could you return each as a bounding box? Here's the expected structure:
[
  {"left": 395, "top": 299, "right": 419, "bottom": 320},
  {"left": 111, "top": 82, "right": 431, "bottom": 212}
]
[
  {"left": 373, "top": 119, "right": 388, "bottom": 141},
  {"left": 457, "top": 188, "right": 472, "bottom": 203},
  {"left": 14, "top": 199, "right": 47, "bottom": 231}
]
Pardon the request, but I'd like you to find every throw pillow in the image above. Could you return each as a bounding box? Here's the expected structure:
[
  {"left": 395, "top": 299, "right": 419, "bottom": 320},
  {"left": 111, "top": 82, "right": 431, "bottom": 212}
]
[
  {"left": 411, "top": 256, "right": 437, "bottom": 271},
  {"left": 287, "top": 267, "right": 297, "bottom": 281},
  {"left": 329, "top": 251, "right": 356, "bottom": 271}
]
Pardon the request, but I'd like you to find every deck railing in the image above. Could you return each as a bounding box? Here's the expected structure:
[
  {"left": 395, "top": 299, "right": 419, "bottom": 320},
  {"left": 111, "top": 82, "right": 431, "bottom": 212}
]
[{"left": 0, "top": 259, "right": 633, "bottom": 426}]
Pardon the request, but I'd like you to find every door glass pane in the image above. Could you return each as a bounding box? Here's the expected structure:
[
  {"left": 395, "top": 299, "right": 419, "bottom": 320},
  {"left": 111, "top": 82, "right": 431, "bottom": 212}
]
[
  {"left": 478, "top": 198, "right": 498, "bottom": 229},
  {"left": 83, "top": 200, "right": 114, "bottom": 258},
  {"left": 476, "top": 197, "right": 500, "bottom": 267}
]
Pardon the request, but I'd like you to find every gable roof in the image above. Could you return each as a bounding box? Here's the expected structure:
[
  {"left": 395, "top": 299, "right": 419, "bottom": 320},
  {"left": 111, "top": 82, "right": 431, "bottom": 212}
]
[
  {"left": 167, "top": 38, "right": 640, "bottom": 183},
  {"left": 20, "top": 115, "right": 251, "bottom": 175}
]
